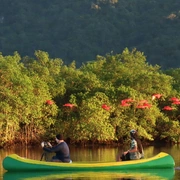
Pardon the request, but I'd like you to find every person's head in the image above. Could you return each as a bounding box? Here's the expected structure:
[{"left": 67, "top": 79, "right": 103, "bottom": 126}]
[
  {"left": 55, "top": 134, "right": 64, "bottom": 143},
  {"left": 130, "top": 129, "right": 138, "bottom": 139}
]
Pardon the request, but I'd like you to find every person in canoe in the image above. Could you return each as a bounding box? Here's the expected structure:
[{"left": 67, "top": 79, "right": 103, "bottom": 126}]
[
  {"left": 41, "top": 134, "right": 72, "bottom": 163},
  {"left": 118, "top": 129, "right": 144, "bottom": 161}
]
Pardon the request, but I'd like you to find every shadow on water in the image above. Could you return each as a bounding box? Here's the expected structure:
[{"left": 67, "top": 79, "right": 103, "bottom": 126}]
[{"left": 3, "top": 168, "right": 175, "bottom": 180}]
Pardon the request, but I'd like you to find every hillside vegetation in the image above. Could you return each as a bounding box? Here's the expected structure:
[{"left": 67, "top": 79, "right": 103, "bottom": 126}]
[{"left": 0, "top": 0, "right": 180, "bottom": 69}]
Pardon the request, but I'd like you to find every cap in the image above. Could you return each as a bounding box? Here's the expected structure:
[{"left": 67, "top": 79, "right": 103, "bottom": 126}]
[{"left": 130, "top": 129, "right": 136, "bottom": 134}]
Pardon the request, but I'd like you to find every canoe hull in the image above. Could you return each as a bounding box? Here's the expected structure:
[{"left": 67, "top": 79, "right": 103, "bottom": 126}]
[{"left": 2, "top": 152, "right": 175, "bottom": 172}]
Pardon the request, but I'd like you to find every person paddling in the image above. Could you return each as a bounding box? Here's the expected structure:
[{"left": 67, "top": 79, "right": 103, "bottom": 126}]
[{"left": 41, "top": 134, "right": 72, "bottom": 163}]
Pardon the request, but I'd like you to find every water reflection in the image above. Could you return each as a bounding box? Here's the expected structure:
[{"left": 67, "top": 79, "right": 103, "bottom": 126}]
[{"left": 3, "top": 169, "right": 175, "bottom": 180}]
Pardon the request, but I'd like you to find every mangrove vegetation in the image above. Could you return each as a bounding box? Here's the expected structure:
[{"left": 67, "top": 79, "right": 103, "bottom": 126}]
[{"left": 0, "top": 48, "right": 180, "bottom": 147}]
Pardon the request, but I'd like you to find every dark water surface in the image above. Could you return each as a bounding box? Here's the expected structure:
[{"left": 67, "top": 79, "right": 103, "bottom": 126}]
[{"left": 0, "top": 144, "right": 180, "bottom": 179}]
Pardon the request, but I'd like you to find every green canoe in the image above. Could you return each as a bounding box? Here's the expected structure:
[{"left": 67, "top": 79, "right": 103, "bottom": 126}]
[{"left": 3, "top": 152, "right": 175, "bottom": 172}]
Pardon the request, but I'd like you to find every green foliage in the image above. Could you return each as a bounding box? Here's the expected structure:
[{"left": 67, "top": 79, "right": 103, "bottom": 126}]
[
  {"left": 1, "top": 48, "right": 180, "bottom": 146},
  {"left": 165, "top": 68, "right": 180, "bottom": 92},
  {"left": 69, "top": 92, "right": 115, "bottom": 142},
  {"left": 0, "top": 52, "right": 58, "bottom": 146},
  {"left": 27, "top": 50, "right": 66, "bottom": 97}
]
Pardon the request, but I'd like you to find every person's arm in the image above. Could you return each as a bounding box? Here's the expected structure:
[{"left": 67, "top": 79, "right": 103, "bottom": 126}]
[
  {"left": 127, "top": 146, "right": 138, "bottom": 153},
  {"left": 43, "top": 144, "right": 61, "bottom": 153},
  {"left": 124, "top": 140, "right": 138, "bottom": 154}
]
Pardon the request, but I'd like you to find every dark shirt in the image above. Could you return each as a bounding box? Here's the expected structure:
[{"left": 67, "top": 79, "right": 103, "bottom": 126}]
[{"left": 43, "top": 141, "right": 71, "bottom": 162}]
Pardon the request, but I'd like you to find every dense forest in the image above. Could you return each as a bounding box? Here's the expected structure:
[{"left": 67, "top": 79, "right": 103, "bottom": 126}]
[
  {"left": 0, "top": 0, "right": 180, "bottom": 69},
  {"left": 1, "top": 48, "right": 180, "bottom": 147}
]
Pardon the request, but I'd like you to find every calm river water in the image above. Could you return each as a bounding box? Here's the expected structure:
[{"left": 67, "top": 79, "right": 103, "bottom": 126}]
[{"left": 0, "top": 144, "right": 180, "bottom": 180}]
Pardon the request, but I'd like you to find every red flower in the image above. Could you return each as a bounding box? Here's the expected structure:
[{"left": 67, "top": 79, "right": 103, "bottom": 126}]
[
  {"left": 143, "top": 103, "right": 152, "bottom": 108},
  {"left": 123, "top": 98, "right": 134, "bottom": 102},
  {"left": 139, "top": 100, "right": 148, "bottom": 104},
  {"left": 136, "top": 105, "right": 146, "bottom": 109},
  {"left": 136, "top": 100, "right": 151, "bottom": 109},
  {"left": 136, "top": 103, "right": 151, "bottom": 109},
  {"left": 152, "top": 94, "right": 162, "bottom": 100},
  {"left": 121, "top": 101, "right": 131, "bottom": 107},
  {"left": 170, "top": 97, "right": 179, "bottom": 102},
  {"left": 120, "top": 98, "right": 134, "bottom": 107},
  {"left": 163, "top": 106, "right": 173, "bottom": 111},
  {"left": 172, "top": 101, "right": 180, "bottom": 105},
  {"left": 102, "top": 104, "right": 110, "bottom": 111},
  {"left": 63, "top": 103, "right": 75, "bottom": 108},
  {"left": 46, "top": 100, "right": 54, "bottom": 105}
]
